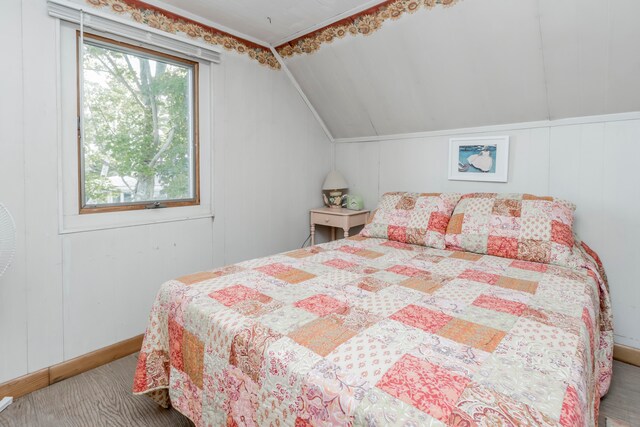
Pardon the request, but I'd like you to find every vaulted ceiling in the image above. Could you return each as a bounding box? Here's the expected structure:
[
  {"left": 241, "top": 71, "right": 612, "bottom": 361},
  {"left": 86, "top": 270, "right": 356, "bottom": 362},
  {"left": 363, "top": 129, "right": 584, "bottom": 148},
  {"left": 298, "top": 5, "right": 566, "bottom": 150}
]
[
  {"left": 156, "top": 0, "right": 379, "bottom": 45},
  {"left": 104, "top": 0, "right": 640, "bottom": 138}
]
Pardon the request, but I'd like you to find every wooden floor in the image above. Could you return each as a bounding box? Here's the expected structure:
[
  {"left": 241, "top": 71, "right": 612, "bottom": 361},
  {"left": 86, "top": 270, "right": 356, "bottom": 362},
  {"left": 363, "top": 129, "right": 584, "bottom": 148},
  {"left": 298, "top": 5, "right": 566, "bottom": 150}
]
[{"left": 0, "top": 355, "right": 637, "bottom": 426}]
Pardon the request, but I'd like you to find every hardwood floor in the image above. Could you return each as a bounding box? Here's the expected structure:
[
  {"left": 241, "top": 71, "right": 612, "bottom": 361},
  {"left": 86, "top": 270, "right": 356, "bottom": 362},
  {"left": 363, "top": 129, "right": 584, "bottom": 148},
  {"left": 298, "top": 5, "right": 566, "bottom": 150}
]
[
  {"left": 0, "top": 354, "right": 192, "bottom": 427},
  {"left": 0, "top": 355, "right": 637, "bottom": 426}
]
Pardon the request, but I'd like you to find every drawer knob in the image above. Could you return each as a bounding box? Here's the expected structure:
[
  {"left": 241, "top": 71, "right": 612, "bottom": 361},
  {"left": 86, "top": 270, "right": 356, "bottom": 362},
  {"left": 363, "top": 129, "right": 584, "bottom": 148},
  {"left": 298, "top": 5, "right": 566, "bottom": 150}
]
[{"left": 325, "top": 219, "right": 330, "bottom": 223}]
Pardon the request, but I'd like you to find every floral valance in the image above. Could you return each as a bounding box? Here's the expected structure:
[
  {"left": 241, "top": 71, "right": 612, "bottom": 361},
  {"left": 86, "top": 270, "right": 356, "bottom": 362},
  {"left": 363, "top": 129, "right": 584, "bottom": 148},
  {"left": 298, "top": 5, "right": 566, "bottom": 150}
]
[
  {"left": 85, "top": 0, "right": 280, "bottom": 69},
  {"left": 275, "top": 0, "right": 461, "bottom": 58}
]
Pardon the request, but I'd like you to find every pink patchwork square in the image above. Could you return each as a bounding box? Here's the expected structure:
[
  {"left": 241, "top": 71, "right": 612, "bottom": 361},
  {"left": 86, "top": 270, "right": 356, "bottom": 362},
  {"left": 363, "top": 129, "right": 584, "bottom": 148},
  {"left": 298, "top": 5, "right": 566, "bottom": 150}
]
[
  {"left": 256, "top": 263, "right": 293, "bottom": 276},
  {"left": 381, "top": 240, "right": 414, "bottom": 251},
  {"left": 209, "top": 284, "right": 271, "bottom": 307},
  {"left": 427, "top": 212, "right": 450, "bottom": 234},
  {"left": 337, "top": 245, "right": 361, "bottom": 255},
  {"left": 472, "top": 294, "right": 526, "bottom": 316},
  {"left": 458, "top": 269, "right": 500, "bottom": 285},
  {"left": 551, "top": 220, "right": 573, "bottom": 247},
  {"left": 387, "top": 225, "right": 407, "bottom": 242},
  {"left": 294, "top": 294, "right": 349, "bottom": 317},
  {"left": 510, "top": 259, "right": 548, "bottom": 272},
  {"left": 390, "top": 304, "right": 452, "bottom": 333},
  {"left": 323, "top": 258, "right": 358, "bottom": 270},
  {"left": 168, "top": 317, "right": 184, "bottom": 371},
  {"left": 487, "top": 236, "right": 518, "bottom": 259},
  {"left": 387, "top": 265, "right": 429, "bottom": 278},
  {"left": 377, "top": 354, "right": 470, "bottom": 422},
  {"left": 559, "top": 385, "right": 585, "bottom": 427}
]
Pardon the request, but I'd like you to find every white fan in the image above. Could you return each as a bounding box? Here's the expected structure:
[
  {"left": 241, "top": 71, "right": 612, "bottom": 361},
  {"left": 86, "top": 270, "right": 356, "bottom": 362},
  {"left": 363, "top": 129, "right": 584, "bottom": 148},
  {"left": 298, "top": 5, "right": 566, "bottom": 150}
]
[{"left": 0, "top": 203, "right": 16, "bottom": 277}]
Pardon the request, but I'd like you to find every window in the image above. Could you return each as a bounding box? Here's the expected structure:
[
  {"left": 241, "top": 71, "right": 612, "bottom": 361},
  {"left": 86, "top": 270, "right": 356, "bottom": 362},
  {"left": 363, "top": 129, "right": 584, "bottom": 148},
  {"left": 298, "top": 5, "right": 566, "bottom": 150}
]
[{"left": 78, "top": 33, "right": 199, "bottom": 213}]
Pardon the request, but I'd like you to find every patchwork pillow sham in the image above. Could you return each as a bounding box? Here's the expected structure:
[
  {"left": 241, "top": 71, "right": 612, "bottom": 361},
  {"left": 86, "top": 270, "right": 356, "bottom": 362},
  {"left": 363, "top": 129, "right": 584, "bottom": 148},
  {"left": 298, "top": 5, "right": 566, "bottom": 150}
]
[
  {"left": 445, "top": 193, "right": 577, "bottom": 266},
  {"left": 360, "top": 192, "right": 461, "bottom": 249}
]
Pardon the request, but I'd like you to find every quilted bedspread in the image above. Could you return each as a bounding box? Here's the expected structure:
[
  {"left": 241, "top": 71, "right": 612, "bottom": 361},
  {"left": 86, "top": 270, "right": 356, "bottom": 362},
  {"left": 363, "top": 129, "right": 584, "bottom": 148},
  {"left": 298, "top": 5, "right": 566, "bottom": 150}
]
[{"left": 133, "top": 236, "right": 613, "bottom": 426}]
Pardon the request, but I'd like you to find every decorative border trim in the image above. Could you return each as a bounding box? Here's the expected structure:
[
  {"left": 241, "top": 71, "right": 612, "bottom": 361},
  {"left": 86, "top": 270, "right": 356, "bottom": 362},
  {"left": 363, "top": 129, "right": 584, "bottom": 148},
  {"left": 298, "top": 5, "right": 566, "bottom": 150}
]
[
  {"left": 275, "top": 0, "right": 461, "bottom": 58},
  {"left": 84, "top": 0, "right": 280, "bottom": 69},
  {"left": 0, "top": 334, "right": 143, "bottom": 399}
]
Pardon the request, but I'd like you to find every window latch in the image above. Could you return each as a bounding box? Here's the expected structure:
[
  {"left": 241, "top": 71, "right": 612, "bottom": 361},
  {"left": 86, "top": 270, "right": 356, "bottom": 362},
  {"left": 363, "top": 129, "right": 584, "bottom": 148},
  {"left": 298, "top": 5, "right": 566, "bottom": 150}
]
[{"left": 145, "top": 202, "right": 166, "bottom": 209}]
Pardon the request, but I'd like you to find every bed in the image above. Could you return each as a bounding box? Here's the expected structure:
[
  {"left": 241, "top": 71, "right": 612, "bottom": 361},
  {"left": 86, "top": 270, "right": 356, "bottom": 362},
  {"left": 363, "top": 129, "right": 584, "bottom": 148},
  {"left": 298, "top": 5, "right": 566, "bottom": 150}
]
[{"left": 133, "top": 192, "right": 613, "bottom": 426}]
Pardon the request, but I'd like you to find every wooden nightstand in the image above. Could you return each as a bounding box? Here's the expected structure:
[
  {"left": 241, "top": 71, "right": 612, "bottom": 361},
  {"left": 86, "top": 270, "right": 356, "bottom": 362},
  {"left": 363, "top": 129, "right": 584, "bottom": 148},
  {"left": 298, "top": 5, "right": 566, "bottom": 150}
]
[{"left": 309, "top": 207, "right": 369, "bottom": 246}]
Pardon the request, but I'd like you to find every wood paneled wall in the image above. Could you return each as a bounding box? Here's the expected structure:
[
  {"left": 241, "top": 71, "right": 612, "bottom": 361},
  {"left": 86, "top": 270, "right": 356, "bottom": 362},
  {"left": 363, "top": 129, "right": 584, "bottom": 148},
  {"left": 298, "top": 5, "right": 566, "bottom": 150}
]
[
  {"left": 336, "top": 117, "right": 640, "bottom": 349},
  {"left": 0, "top": 0, "right": 331, "bottom": 384}
]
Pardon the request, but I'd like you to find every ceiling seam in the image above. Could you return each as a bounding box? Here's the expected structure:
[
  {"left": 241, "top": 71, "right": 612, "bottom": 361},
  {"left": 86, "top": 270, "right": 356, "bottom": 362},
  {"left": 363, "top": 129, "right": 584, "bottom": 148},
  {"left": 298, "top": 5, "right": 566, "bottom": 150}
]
[
  {"left": 269, "top": 47, "right": 335, "bottom": 143},
  {"left": 536, "top": 0, "right": 552, "bottom": 121},
  {"left": 272, "top": 0, "right": 389, "bottom": 46}
]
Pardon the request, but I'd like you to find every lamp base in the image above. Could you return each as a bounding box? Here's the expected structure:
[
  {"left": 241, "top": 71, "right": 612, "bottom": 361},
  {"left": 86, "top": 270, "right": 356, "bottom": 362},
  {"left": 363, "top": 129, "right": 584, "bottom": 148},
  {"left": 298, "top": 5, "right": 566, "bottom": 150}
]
[{"left": 324, "top": 190, "right": 345, "bottom": 209}]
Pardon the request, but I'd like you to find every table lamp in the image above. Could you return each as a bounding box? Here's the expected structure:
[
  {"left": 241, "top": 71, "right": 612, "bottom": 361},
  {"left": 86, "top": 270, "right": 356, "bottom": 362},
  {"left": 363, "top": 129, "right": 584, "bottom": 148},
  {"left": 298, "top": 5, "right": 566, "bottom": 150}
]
[{"left": 322, "top": 170, "right": 348, "bottom": 208}]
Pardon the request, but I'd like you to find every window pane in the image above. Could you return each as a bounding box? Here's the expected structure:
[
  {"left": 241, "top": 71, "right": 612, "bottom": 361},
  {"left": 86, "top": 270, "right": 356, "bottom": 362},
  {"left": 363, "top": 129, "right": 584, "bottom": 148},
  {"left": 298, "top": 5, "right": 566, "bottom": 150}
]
[{"left": 80, "top": 38, "right": 196, "bottom": 208}]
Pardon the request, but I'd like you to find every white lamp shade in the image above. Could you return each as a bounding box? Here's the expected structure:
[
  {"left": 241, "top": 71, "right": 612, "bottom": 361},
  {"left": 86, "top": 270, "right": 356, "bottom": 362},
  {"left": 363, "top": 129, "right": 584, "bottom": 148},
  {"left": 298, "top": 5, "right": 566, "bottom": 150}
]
[{"left": 322, "top": 170, "right": 348, "bottom": 190}]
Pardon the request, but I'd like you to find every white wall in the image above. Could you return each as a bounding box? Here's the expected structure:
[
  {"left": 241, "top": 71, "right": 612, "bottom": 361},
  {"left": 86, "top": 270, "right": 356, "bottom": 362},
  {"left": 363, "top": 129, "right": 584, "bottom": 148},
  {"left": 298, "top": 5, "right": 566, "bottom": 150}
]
[
  {"left": 336, "top": 115, "right": 640, "bottom": 349},
  {"left": 0, "top": 0, "right": 330, "bottom": 383}
]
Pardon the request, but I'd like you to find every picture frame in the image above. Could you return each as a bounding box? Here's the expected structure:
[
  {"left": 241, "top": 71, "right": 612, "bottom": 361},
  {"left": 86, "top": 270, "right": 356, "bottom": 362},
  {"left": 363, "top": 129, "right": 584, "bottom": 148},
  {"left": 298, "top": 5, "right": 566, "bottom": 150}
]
[{"left": 448, "top": 136, "right": 510, "bottom": 182}]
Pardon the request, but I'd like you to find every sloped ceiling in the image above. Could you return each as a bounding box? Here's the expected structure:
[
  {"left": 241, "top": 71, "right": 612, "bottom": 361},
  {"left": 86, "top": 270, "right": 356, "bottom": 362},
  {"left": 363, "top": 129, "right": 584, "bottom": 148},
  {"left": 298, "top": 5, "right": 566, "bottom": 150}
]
[
  {"left": 108, "top": 0, "right": 640, "bottom": 139},
  {"left": 281, "top": 0, "right": 640, "bottom": 138}
]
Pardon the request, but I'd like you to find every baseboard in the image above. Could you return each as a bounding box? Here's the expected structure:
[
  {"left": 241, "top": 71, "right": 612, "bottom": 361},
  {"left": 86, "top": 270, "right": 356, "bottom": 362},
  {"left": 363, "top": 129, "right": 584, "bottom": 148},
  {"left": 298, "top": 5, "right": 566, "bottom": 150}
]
[
  {"left": 613, "top": 343, "right": 640, "bottom": 367},
  {"left": 0, "top": 334, "right": 143, "bottom": 399}
]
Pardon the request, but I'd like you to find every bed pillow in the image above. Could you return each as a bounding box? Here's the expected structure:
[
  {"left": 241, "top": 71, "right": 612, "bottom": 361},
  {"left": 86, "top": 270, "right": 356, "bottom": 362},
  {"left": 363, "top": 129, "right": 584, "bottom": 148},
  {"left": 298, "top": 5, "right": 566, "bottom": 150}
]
[
  {"left": 360, "top": 192, "right": 461, "bottom": 249},
  {"left": 445, "top": 193, "right": 576, "bottom": 265}
]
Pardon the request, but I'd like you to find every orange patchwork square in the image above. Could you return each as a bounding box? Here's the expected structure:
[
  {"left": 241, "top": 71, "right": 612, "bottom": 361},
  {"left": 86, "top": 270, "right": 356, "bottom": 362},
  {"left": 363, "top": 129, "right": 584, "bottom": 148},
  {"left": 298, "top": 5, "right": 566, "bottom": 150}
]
[
  {"left": 285, "top": 247, "right": 324, "bottom": 259},
  {"left": 182, "top": 330, "right": 204, "bottom": 389},
  {"left": 355, "top": 249, "right": 384, "bottom": 259},
  {"left": 177, "top": 271, "right": 218, "bottom": 285},
  {"left": 347, "top": 234, "right": 367, "bottom": 241},
  {"left": 437, "top": 318, "right": 505, "bottom": 352},
  {"left": 399, "top": 277, "right": 442, "bottom": 294},
  {"left": 448, "top": 251, "right": 483, "bottom": 262},
  {"left": 256, "top": 263, "right": 316, "bottom": 284},
  {"left": 496, "top": 276, "right": 538, "bottom": 294},
  {"left": 522, "top": 194, "right": 553, "bottom": 201},
  {"left": 288, "top": 316, "right": 356, "bottom": 357},
  {"left": 209, "top": 284, "right": 271, "bottom": 307},
  {"left": 277, "top": 268, "right": 316, "bottom": 284},
  {"left": 177, "top": 266, "right": 244, "bottom": 285},
  {"left": 447, "top": 213, "right": 464, "bottom": 234}
]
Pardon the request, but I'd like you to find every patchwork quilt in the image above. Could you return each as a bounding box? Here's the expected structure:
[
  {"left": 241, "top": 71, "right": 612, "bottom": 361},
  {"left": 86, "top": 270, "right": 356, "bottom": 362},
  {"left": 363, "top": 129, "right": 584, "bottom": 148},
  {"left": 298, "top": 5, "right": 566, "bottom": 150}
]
[{"left": 133, "top": 236, "right": 613, "bottom": 426}]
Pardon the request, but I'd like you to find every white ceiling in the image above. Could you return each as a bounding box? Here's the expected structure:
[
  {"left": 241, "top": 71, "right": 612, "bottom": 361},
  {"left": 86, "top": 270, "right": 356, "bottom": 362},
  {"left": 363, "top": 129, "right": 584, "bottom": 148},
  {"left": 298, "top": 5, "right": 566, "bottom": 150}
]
[
  {"left": 156, "top": 0, "right": 377, "bottom": 45},
  {"left": 283, "top": 0, "right": 640, "bottom": 138},
  {"left": 150, "top": 0, "right": 640, "bottom": 139}
]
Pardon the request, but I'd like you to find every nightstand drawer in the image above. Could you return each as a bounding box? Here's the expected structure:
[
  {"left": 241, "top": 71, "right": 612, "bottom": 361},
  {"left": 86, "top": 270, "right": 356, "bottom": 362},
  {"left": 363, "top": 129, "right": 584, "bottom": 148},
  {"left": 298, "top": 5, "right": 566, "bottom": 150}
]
[{"left": 312, "top": 212, "right": 344, "bottom": 228}]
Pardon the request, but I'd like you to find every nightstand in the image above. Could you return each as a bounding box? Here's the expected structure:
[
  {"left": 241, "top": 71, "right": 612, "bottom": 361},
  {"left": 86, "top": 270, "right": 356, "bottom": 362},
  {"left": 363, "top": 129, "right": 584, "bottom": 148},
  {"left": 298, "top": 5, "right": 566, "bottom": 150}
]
[{"left": 309, "top": 207, "right": 369, "bottom": 246}]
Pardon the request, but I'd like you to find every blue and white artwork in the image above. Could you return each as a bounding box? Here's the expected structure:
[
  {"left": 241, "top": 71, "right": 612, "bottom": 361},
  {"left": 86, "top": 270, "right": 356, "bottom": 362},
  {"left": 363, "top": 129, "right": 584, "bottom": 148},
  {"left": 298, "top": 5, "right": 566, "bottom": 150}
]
[{"left": 457, "top": 145, "right": 497, "bottom": 173}]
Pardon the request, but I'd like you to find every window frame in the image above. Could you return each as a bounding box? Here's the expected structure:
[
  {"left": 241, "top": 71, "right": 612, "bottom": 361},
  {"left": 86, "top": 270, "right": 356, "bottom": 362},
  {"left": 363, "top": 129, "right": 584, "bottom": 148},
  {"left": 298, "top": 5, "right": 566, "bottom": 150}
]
[{"left": 76, "top": 32, "right": 200, "bottom": 214}]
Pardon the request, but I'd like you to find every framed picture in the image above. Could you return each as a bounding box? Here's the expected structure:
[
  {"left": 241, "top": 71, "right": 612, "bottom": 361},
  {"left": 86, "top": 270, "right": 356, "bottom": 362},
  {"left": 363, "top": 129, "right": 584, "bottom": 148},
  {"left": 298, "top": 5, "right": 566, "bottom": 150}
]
[{"left": 448, "top": 136, "right": 510, "bottom": 182}]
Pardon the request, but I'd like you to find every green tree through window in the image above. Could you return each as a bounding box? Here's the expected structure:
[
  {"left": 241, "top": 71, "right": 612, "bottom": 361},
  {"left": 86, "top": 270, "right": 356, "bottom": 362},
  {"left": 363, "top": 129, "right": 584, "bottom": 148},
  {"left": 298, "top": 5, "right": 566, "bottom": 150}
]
[{"left": 79, "top": 35, "right": 198, "bottom": 212}]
